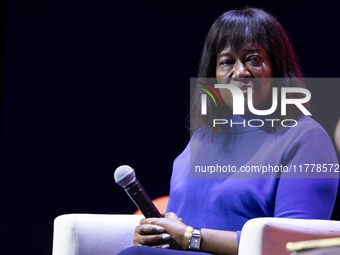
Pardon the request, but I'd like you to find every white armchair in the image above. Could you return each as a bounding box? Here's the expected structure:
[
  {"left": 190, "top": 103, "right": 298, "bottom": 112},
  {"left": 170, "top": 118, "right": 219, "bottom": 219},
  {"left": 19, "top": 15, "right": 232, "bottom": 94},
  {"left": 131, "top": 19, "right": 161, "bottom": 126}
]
[
  {"left": 52, "top": 214, "right": 340, "bottom": 255},
  {"left": 52, "top": 214, "right": 144, "bottom": 255}
]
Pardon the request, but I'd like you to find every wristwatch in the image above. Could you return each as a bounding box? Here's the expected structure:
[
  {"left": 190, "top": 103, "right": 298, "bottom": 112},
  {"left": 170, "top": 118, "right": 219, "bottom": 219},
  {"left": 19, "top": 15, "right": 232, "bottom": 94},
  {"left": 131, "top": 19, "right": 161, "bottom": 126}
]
[{"left": 189, "top": 228, "right": 201, "bottom": 251}]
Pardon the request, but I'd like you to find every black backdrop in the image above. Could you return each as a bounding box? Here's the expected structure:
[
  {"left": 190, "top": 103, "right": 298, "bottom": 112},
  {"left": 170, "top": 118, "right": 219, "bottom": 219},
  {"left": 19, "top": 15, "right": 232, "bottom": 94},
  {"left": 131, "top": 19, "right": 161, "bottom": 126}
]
[{"left": 1, "top": 1, "right": 340, "bottom": 254}]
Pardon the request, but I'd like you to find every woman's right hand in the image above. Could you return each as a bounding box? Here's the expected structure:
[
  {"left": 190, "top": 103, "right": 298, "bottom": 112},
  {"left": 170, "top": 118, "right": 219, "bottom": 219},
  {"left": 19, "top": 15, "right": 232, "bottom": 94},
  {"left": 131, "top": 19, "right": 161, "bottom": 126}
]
[
  {"left": 133, "top": 213, "right": 186, "bottom": 249},
  {"left": 133, "top": 220, "right": 171, "bottom": 249}
]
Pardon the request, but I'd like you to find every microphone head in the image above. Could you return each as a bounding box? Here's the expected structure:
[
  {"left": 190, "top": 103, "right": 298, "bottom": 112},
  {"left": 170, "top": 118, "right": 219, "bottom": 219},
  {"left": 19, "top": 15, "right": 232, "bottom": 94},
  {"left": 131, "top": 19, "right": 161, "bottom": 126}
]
[{"left": 114, "top": 165, "right": 136, "bottom": 187}]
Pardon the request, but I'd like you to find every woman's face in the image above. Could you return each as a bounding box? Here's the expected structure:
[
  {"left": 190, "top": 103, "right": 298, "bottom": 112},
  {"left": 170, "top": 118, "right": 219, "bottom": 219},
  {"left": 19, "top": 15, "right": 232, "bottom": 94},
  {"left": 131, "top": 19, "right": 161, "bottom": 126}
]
[{"left": 215, "top": 43, "right": 273, "bottom": 113}]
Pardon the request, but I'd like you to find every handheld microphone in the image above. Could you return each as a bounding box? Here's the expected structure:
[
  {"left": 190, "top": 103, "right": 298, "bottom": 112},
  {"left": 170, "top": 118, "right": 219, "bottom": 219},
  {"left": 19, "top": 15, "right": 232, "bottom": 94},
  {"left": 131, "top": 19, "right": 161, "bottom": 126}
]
[{"left": 114, "top": 165, "right": 161, "bottom": 218}]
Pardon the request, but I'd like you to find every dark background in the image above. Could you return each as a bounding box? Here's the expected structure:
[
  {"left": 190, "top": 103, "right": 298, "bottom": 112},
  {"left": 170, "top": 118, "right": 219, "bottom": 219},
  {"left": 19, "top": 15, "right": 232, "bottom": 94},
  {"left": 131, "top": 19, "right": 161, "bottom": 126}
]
[{"left": 1, "top": 0, "right": 340, "bottom": 254}]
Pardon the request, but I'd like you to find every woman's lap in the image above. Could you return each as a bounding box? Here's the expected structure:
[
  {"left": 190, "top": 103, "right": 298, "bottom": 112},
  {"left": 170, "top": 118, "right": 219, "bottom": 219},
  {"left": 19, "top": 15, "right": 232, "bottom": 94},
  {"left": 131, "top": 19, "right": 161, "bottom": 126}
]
[{"left": 118, "top": 246, "right": 213, "bottom": 255}]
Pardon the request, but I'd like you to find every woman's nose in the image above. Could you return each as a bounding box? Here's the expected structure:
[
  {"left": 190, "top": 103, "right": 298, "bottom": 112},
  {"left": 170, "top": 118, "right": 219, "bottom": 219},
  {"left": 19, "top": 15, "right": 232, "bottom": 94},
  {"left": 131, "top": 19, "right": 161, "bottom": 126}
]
[{"left": 231, "top": 61, "right": 251, "bottom": 79}]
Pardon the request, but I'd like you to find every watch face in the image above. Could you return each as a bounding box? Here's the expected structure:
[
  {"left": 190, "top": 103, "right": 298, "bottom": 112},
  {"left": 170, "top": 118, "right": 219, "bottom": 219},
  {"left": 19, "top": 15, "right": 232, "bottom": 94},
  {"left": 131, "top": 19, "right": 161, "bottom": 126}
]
[
  {"left": 189, "top": 228, "right": 201, "bottom": 250},
  {"left": 190, "top": 237, "right": 200, "bottom": 249}
]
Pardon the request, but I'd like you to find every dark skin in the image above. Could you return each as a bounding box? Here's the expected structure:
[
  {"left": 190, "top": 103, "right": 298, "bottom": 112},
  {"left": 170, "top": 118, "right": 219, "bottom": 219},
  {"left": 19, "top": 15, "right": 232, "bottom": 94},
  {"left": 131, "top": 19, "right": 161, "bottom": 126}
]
[
  {"left": 133, "top": 44, "right": 274, "bottom": 255},
  {"left": 216, "top": 43, "right": 273, "bottom": 113}
]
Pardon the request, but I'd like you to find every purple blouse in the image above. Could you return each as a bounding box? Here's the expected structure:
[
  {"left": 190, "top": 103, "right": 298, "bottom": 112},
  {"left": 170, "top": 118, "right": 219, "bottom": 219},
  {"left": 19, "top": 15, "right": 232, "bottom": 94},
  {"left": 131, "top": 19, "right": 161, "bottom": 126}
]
[{"left": 166, "top": 115, "right": 339, "bottom": 243}]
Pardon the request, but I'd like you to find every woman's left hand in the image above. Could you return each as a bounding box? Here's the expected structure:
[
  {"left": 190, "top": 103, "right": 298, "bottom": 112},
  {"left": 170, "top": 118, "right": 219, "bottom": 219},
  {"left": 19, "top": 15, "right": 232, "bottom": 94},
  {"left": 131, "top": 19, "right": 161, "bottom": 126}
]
[{"left": 139, "top": 212, "right": 188, "bottom": 250}]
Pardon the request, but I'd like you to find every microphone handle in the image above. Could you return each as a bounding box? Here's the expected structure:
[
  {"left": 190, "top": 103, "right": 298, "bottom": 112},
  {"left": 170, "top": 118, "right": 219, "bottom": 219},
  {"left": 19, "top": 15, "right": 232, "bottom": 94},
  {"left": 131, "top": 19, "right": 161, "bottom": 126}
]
[{"left": 125, "top": 180, "right": 162, "bottom": 218}]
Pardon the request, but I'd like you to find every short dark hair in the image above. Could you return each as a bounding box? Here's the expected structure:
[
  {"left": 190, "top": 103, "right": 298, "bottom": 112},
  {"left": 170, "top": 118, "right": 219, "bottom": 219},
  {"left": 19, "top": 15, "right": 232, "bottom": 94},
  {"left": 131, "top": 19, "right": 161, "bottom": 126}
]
[{"left": 190, "top": 7, "right": 309, "bottom": 137}]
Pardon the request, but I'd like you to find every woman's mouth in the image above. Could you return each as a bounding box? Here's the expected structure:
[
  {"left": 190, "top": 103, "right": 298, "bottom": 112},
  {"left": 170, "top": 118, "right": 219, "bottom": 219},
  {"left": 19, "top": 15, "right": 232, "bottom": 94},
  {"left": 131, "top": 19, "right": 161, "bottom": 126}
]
[{"left": 239, "top": 82, "right": 254, "bottom": 93}]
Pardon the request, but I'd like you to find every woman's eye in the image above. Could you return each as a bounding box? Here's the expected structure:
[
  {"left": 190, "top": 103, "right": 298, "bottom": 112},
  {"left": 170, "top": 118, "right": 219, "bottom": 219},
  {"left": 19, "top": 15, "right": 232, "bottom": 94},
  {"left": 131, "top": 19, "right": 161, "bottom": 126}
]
[
  {"left": 248, "top": 56, "right": 261, "bottom": 62},
  {"left": 220, "top": 60, "right": 234, "bottom": 66}
]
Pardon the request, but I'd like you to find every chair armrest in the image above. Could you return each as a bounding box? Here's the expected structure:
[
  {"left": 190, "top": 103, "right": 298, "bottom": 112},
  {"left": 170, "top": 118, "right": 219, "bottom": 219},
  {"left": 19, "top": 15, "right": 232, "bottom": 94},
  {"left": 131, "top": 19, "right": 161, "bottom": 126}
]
[
  {"left": 239, "top": 217, "right": 340, "bottom": 255},
  {"left": 52, "top": 214, "right": 144, "bottom": 255}
]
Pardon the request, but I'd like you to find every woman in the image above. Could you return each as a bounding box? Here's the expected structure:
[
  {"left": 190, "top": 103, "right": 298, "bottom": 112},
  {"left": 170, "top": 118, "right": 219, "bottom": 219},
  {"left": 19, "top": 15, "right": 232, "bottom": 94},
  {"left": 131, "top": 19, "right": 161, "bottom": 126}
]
[{"left": 119, "top": 7, "right": 339, "bottom": 255}]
